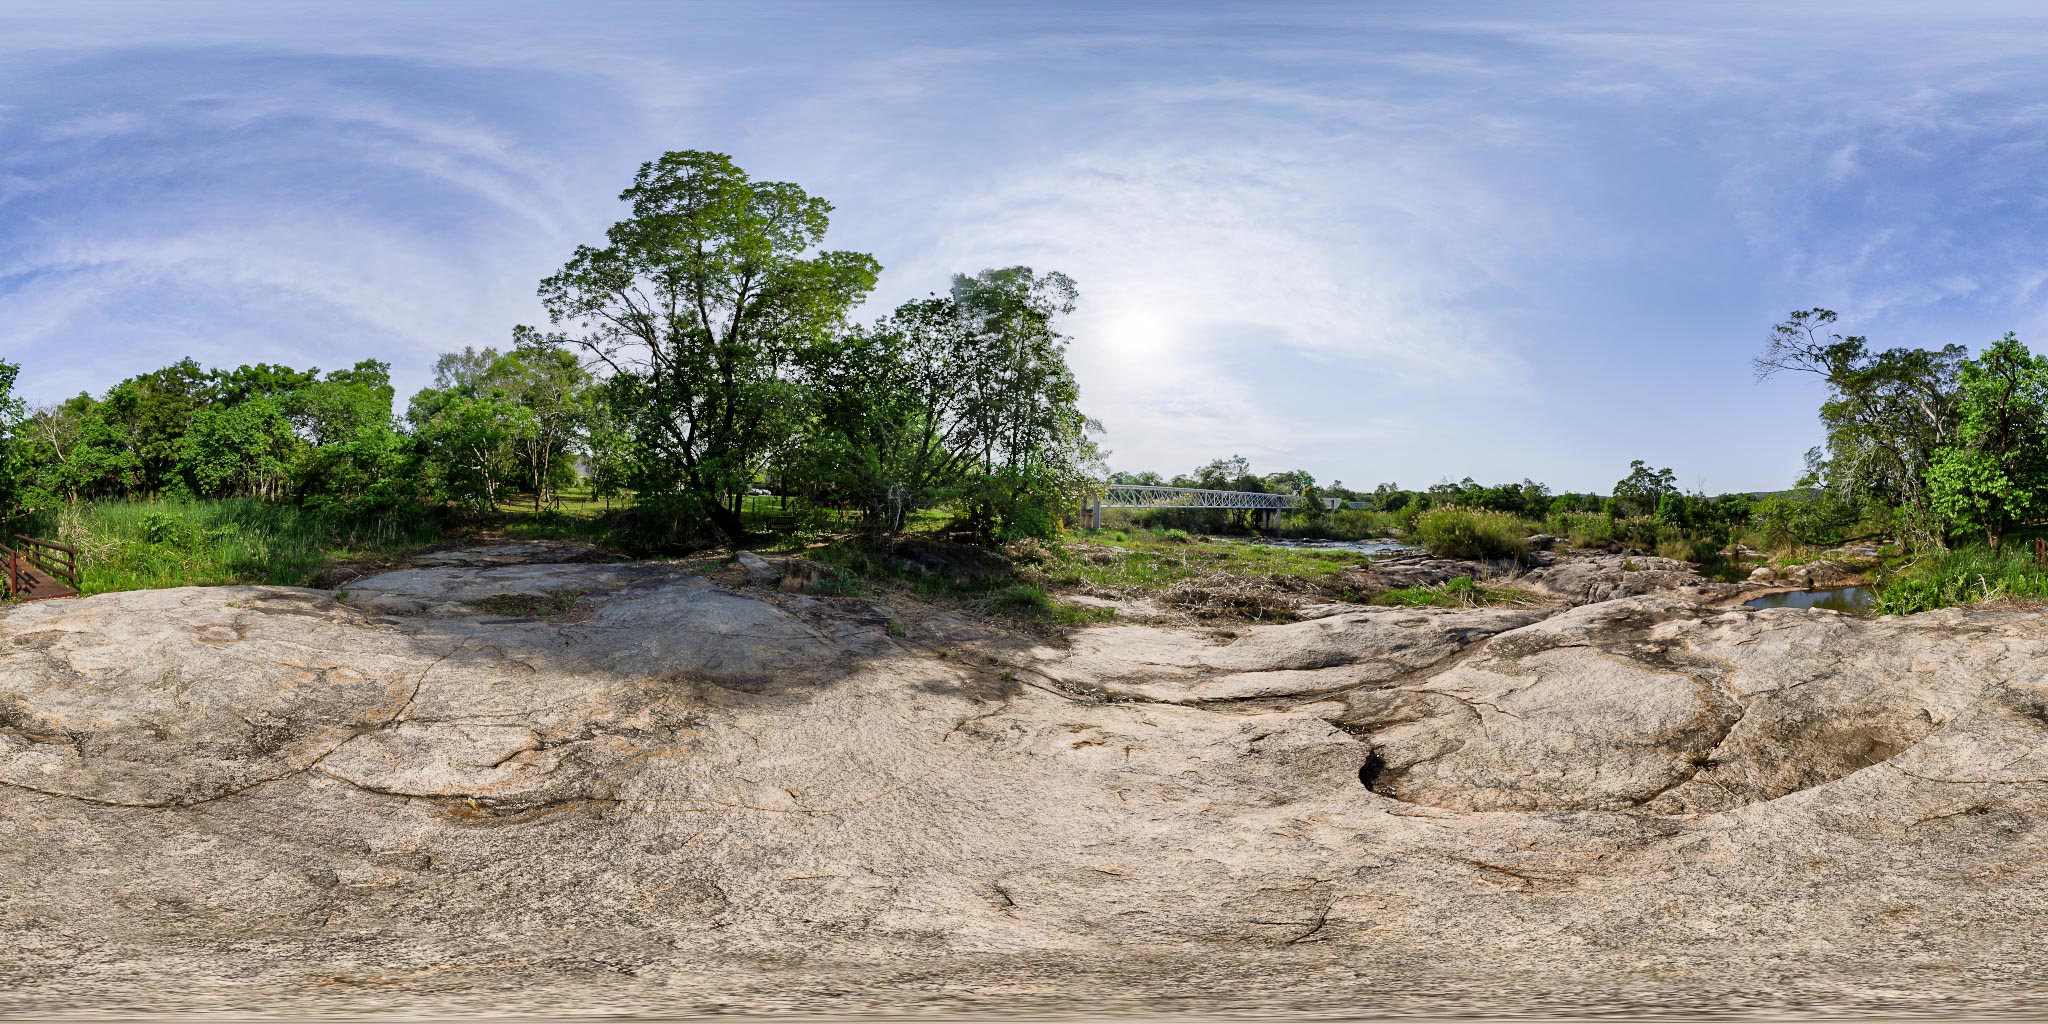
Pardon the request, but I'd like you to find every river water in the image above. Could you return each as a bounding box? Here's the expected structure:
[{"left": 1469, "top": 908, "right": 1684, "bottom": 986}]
[{"left": 1743, "top": 586, "right": 1877, "bottom": 614}]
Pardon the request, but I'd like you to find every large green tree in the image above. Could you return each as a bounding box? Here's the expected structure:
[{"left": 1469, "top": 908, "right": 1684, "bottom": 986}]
[
  {"left": 1756, "top": 308, "right": 1964, "bottom": 546},
  {"left": 537, "top": 150, "right": 880, "bottom": 541},
  {"left": 803, "top": 294, "right": 975, "bottom": 533},
  {"left": 1610, "top": 460, "right": 1676, "bottom": 519},
  {"left": 1927, "top": 334, "right": 2048, "bottom": 549},
  {"left": 802, "top": 268, "right": 1098, "bottom": 541}
]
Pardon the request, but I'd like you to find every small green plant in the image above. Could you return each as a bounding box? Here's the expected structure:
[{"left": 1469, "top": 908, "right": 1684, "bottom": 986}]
[
  {"left": 812, "top": 566, "right": 861, "bottom": 596},
  {"left": 140, "top": 510, "right": 182, "bottom": 544},
  {"left": 886, "top": 618, "right": 907, "bottom": 637},
  {"left": 1160, "top": 528, "right": 1193, "bottom": 544}
]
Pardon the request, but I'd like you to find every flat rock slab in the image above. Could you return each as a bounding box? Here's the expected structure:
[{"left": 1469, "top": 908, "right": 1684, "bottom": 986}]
[{"left": 4, "top": 564, "right": 2048, "bottom": 1017}]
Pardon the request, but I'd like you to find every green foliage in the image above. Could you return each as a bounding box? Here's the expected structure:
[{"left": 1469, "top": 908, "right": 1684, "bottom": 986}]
[
  {"left": 1925, "top": 334, "right": 2048, "bottom": 549},
  {"left": 139, "top": 509, "right": 181, "bottom": 544},
  {"left": 408, "top": 346, "right": 586, "bottom": 517},
  {"left": 11, "top": 358, "right": 411, "bottom": 515},
  {"left": 1546, "top": 510, "right": 1610, "bottom": 547},
  {"left": 1370, "top": 575, "right": 1536, "bottom": 608},
  {"left": 1611, "top": 460, "right": 1676, "bottom": 519},
  {"left": 538, "top": 149, "right": 881, "bottom": 542},
  {"left": 1756, "top": 308, "right": 1966, "bottom": 546},
  {"left": 1372, "top": 575, "right": 1479, "bottom": 607},
  {"left": 1751, "top": 489, "right": 1861, "bottom": 547},
  {"left": 0, "top": 360, "right": 22, "bottom": 517},
  {"left": 1411, "top": 506, "right": 1530, "bottom": 560},
  {"left": 1874, "top": 543, "right": 2048, "bottom": 614},
  {"left": 17, "top": 499, "right": 441, "bottom": 595}
]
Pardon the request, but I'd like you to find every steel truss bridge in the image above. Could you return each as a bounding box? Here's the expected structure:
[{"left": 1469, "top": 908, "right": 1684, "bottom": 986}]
[{"left": 1086, "top": 484, "right": 1341, "bottom": 529}]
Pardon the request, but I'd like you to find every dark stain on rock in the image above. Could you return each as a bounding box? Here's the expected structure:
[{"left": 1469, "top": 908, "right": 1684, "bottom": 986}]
[{"left": 9, "top": 630, "right": 65, "bottom": 650}]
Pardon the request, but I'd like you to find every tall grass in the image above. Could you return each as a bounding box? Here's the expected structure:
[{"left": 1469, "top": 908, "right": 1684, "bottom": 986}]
[
  {"left": 7, "top": 500, "right": 442, "bottom": 596},
  {"left": 1411, "top": 507, "right": 1532, "bottom": 560},
  {"left": 1874, "top": 543, "right": 2048, "bottom": 615}
]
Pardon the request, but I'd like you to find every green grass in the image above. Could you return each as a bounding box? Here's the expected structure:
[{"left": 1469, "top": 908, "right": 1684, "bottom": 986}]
[
  {"left": 7, "top": 499, "right": 444, "bottom": 596},
  {"left": 1873, "top": 543, "right": 2048, "bottom": 614},
  {"left": 1044, "top": 528, "right": 1378, "bottom": 592},
  {"left": 1369, "top": 575, "right": 1538, "bottom": 608}
]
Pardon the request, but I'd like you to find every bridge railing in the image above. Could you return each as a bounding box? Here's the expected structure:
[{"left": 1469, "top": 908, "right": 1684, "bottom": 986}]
[
  {"left": 1099, "top": 484, "right": 1299, "bottom": 510},
  {"left": 3, "top": 535, "right": 81, "bottom": 601},
  {"left": 1086, "top": 484, "right": 1342, "bottom": 528}
]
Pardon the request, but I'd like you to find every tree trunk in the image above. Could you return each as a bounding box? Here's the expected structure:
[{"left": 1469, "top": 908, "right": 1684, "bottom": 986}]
[{"left": 707, "top": 501, "right": 746, "bottom": 545}]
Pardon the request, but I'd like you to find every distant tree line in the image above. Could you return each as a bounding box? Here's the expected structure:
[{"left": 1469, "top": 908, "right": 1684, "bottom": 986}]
[
  {"left": 1110, "top": 455, "right": 1759, "bottom": 543},
  {"left": 0, "top": 151, "right": 1099, "bottom": 550}
]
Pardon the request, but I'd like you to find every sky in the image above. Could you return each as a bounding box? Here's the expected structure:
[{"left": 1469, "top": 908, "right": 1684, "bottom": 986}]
[{"left": 6, "top": 2, "right": 2048, "bottom": 494}]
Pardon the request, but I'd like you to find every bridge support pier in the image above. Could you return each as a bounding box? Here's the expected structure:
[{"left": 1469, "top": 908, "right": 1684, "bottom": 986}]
[{"left": 1088, "top": 500, "right": 1103, "bottom": 530}]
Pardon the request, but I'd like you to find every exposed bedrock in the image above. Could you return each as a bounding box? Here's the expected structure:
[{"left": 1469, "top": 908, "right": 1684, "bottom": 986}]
[{"left": 3, "top": 558, "right": 2047, "bottom": 1015}]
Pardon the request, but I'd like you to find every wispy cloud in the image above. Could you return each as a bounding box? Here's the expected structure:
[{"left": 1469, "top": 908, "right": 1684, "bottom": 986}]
[{"left": 9, "top": 3, "right": 2048, "bottom": 490}]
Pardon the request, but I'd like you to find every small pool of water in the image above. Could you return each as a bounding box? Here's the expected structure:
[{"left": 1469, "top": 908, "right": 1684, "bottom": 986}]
[
  {"left": 1250, "top": 538, "right": 1423, "bottom": 555},
  {"left": 1744, "top": 585, "right": 1876, "bottom": 614}
]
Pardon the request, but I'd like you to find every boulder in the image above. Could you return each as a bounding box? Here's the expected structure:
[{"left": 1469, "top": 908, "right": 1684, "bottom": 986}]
[
  {"left": 1749, "top": 565, "right": 1777, "bottom": 582},
  {"left": 733, "top": 550, "right": 779, "bottom": 586},
  {"left": 1521, "top": 553, "right": 1736, "bottom": 604}
]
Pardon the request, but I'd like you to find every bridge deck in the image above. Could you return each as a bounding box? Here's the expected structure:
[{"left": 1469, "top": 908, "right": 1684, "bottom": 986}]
[{"left": 4, "top": 537, "right": 81, "bottom": 602}]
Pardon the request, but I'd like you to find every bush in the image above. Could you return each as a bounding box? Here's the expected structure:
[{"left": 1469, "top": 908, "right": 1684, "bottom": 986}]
[
  {"left": 140, "top": 510, "right": 182, "bottom": 544},
  {"left": 1546, "top": 511, "right": 1610, "bottom": 548},
  {"left": 1411, "top": 506, "right": 1529, "bottom": 560}
]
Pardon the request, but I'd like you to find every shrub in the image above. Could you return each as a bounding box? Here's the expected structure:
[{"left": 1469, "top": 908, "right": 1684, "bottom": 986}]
[
  {"left": 1411, "top": 506, "right": 1529, "bottom": 560},
  {"left": 1547, "top": 511, "right": 1610, "bottom": 548},
  {"left": 1392, "top": 501, "right": 1428, "bottom": 535},
  {"left": 1160, "top": 528, "right": 1193, "bottom": 544},
  {"left": 140, "top": 509, "right": 182, "bottom": 544}
]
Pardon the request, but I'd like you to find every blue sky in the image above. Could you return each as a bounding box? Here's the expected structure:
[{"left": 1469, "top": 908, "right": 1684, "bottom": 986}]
[{"left": 6, "top": 2, "right": 2048, "bottom": 493}]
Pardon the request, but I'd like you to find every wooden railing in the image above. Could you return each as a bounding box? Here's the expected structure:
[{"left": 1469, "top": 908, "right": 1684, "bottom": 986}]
[{"left": 2, "top": 535, "right": 80, "bottom": 601}]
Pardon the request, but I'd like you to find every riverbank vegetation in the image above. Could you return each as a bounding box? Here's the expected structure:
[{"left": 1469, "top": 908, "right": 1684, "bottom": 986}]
[
  {"left": 0, "top": 152, "right": 1098, "bottom": 596},
  {"left": 799, "top": 525, "right": 1535, "bottom": 624},
  {"left": 3, "top": 151, "right": 2045, "bottom": 619}
]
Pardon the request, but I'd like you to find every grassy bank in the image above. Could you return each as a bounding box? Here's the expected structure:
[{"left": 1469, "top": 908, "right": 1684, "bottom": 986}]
[
  {"left": 6, "top": 500, "right": 445, "bottom": 595},
  {"left": 3, "top": 495, "right": 637, "bottom": 597},
  {"left": 1873, "top": 541, "right": 2048, "bottom": 614},
  {"left": 1039, "top": 528, "right": 1536, "bottom": 615}
]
